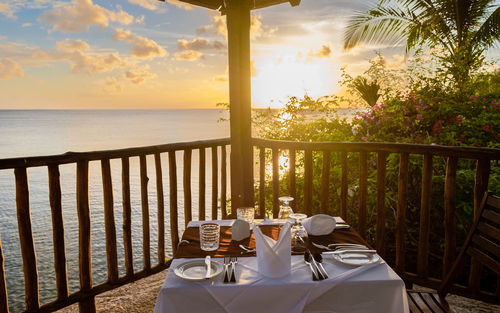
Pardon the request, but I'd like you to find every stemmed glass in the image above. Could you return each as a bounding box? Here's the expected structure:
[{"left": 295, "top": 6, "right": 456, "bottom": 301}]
[
  {"left": 278, "top": 196, "right": 294, "bottom": 219},
  {"left": 289, "top": 213, "right": 308, "bottom": 252}
]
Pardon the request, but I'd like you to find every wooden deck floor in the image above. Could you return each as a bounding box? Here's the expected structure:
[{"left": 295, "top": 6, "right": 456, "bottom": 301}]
[{"left": 55, "top": 269, "right": 500, "bottom": 313}]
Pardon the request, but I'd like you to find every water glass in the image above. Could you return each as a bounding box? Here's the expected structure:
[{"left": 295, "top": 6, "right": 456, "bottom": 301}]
[
  {"left": 199, "top": 223, "right": 220, "bottom": 251},
  {"left": 237, "top": 207, "right": 255, "bottom": 225}
]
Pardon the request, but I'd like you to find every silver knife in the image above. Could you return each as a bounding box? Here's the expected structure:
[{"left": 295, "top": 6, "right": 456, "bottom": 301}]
[
  {"left": 323, "top": 249, "right": 377, "bottom": 255},
  {"left": 204, "top": 256, "right": 211, "bottom": 279}
]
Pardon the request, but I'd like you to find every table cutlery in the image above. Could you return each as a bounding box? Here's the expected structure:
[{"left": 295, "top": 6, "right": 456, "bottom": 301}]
[
  {"left": 239, "top": 244, "right": 255, "bottom": 253},
  {"left": 312, "top": 253, "right": 328, "bottom": 279},
  {"left": 312, "top": 242, "right": 368, "bottom": 251},
  {"left": 204, "top": 256, "right": 211, "bottom": 279},
  {"left": 230, "top": 257, "right": 237, "bottom": 283},
  {"left": 223, "top": 257, "right": 230, "bottom": 283},
  {"left": 323, "top": 249, "right": 377, "bottom": 255},
  {"left": 335, "top": 224, "right": 350, "bottom": 229},
  {"left": 307, "top": 250, "right": 326, "bottom": 280},
  {"left": 304, "top": 253, "right": 320, "bottom": 281}
]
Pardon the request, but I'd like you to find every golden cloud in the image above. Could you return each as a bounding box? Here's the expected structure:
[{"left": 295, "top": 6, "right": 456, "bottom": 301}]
[
  {"left": 124, "top": 69, "right": 157, "bottom": 84},
  {"left": 128, "top": 0, "right": 158, "bottom": 10},
  {"left": 308, "top": 44, "right": 332, "bottom": 59},
  {"left": 102, "top": 76, "right": 123, "bottom": 94},
  {"left": 174, "top": 50, "right": 203, "bottom": 61},
  {"left": 33, "top": 39, "right": 132, "bottom": 74},
  {"left": 196, "top": 14, "right": 274, "bottom": 41},
  {"left": 112, "top": 28, "right": 168, "bottom": 59},
  {"left": 0, "top": 58, "right": 24, "bottom": 80},
  {"left": 0, "top": 2, "right": 15, "bottom": 18},
  {"left": 167, "top": 0, "right": 194, "bottom": 10},
  {"left": 177, "top": 38, "right": 226, "bottom": 51},
  {"left": 39, "top": 0, "right": 134, "bottom": 33}
]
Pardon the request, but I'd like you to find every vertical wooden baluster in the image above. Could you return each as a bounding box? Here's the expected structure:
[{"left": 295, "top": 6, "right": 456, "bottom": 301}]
[
  {"left": 169, "top": 151, "right": 180, "bottom": 253},
  {"left": 396, "top": 153, "right": 409, "bottom": 274},
  {"left": 289, "top": 150, "right": 296, "bottom": 212},
  {"left": 48, "top": 164, "right": 68, "bottom": 300},
  {"left": 340, "top": 152, "right": 348, "bottom": 220},
  {"left": 76, "top": 161, "right": 95, "bottom": 312},
  {"left": 418, "top": 154, "right": 432, "bottom": 279},
  {"left": 320, "top": 151, "right": 331, "bottom": 214},
  {"left": 358, "top": 152, "right": 368, "bottom": 239},
  {"left": 15, "top": 168, "right": 39, "bottom": 312},
  {"left": 443, "top": 157, "right": 458, "bottom": 277},
  {"left": 221, "top": 146, "right": 227, "bottom": 219},
  {"left": 101, "top": 159, "right": 118, "bottom": 283},
  {"left": 139, "top": 155, "right": 150, "bottom": 271},
  {"left": 183, "top": 149, "right": 192, "bottom": 226},
  {"left": 199, "top": 148, "right": 206, "bottom": 220},
  {"left": 376, "top": 152, "right": 387, "bottom": 257},
  {"left": 469, "top": 159, "right": 490, "bottom": 291},
  {"left": 0, "top": 233, "right": 7, "bottom": 313},
  {"left": 155, "top": 153, "right": 165, "bottom": 266},
  {"left": 212, "top": 146, "right": 219, "bottom": 220},
  {"left": 304, "top": 150, "right": 313, "bottom": 216},
  {"left": 121, "top": 157, "right": 133, "bottom": 277},
  {"left": 272, "top": 148, "right": 279, "bottom": 218},
  {"left": 259, "top": 147, "right": 266, "bottom": 218}
]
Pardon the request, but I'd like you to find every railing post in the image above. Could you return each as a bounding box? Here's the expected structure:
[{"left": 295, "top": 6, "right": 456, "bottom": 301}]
[
  {"left": 155, "top": 153, "right": 165, "bottom": 265},
  {"left": 169, "top": 151, "right": 180, "bottom": 253},
  {"left": 289, "top": 150, "right": 296, "bottom": 212},
  {"left": 199, "top": 148, "right": 206, "bottom": 220},
  {"left": 396, "top": 153, "right": 409, "bottom": 274},
  {"left": 340, "top": 152, "right": 348, "bottom": 220},
  {"left": 358, "top": 152, "right": 368, "bottom": 238},
  {"left": 211, "top": 146, "right": 219, "bottom": 220},
  {"left": 418, "top": 154, "right": 433, "bottom": 279},
  {"left": 0, "top": 233, "right": 9, "bottom": 313},
  {"left": 121, "top": 157, "right": 134, "bottom": 277},
  {"left": 48, "top": 164, "right": 68, "bottom": 300},
  {"left": 101, "top": 159, "right": 118, "bottom": 283},
  {"left": 304, "top": 149, "right": 313, "bottom": 216},
  {"left": 320, "top": 151, "right": 331, "bottom": 214},
  {"left": 443, "top": 157, "right": 458, "bottom": 277},
  {"left": 76, "top": 161, "right": 95, "bottom": 312},
  {"left": 272, "top": 148, "right": 280, "bottom": 218},
  {"left": 259, "top": 147, "right": 266, "bottom": 218},
  {"left": 139, "top": 155, "right": 151, "bottom": 271},
  {"left": 183, "top": 150, "right": 192, "bottom": 225},
  {"left": 376, "top": 152, "right": 387, "bottom": 257},
  {"left": 221, "top": 146, "right": 227, "bottom": 219}
]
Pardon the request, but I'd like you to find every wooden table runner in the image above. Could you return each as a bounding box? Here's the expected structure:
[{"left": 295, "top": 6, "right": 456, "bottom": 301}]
[{"left": 174, "top": 224, "right": 370, "bottom": 258}]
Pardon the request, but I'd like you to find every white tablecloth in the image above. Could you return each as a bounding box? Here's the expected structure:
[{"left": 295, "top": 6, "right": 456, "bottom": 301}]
[{"left": 154, "top": 255, "right": 409, "bottom": 313}]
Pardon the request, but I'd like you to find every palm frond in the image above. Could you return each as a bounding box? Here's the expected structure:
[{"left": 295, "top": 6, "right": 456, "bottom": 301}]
[{"left": 473, "top": 5, "right": 500, "bottom": 48}]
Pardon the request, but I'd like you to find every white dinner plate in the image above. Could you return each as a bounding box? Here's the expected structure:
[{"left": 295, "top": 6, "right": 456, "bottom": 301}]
[
  {"left": 174, "top": 259, "right": 224, "bottom": 281},
  {"left": 330, "top": 251, "right": 380, "bottom": 266}
]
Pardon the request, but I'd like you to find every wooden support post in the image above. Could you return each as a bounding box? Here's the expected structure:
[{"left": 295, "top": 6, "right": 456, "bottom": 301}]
[
  {"left": 48, "top": 164, "right": 68, "bottom": 301},
  {"left": 376, "top": 152, "right": 387, "bottom": 257},
  {"left": 221, "top": 146, "right": 227, "bottom": 219},
  {"left": 139, "top": 155, "right": 150, "bottom": 271},
  {"left": 0, "top": 233, "right": 7, "bottom": 313},
  {"left": 259, "top": 147, "right": 265, "bottom": 218},
  {"left": 289, "top": 150, "right": 296, "bottom": 212},
  {"left": 155, "top": 153, "right": 165, "bottom": 265},
  {"left": 76, "top": 161, "right": 95, "bottom": 312},
  {"left": 418, "top": 154, "right": 432, "bottom": 279},
  {"left": 183, "top": 150, "right": 192, "bottom": 225},
  {"left": 101, "top": 159, "right": 118, "bottom": 283},
  {"left": 396, "top": 153, "right": 409, "bottom": 274},
  {"left": 199, "top": 148, "right": 206, "bottom": 220},
  {"left": 358, "top": 152, "right": 368, "bottom": 239},
  {"left": 272, "top": 148, "right": 279, "bottom": 218},
  {"left": 121, "top": 157, "right": 134, "bottom": 277},
  {"left": 169, "top": 151, "right": 179, "bottom": 253},
  {"left": 304, "top": 149, "right": 313, "bottom": 216},
  {"left": 443, "top": 157, "right": 458, "bottom": 277},
  {"left": 211, "top": 146, "right": 219, "bottom": 220},
  {"left": 15, "top": 167, "right": 39, "bottom": 312},
  {"left": 320, "top": 151, "right": 331, "bottom": 214},
  {"left": 227, "top": 0, "right": 254, "bottom": 210},
  {"left": 340, "top": 152, "right": 348, "bottom": 220}
]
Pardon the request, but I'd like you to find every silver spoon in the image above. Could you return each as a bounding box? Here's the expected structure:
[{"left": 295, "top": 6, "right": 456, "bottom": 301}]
[{"left": 239, "top": 244, "right": 255, "bottom": 253}]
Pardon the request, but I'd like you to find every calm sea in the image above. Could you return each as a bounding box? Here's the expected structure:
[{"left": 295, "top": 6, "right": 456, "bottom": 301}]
[{"left": 0, "top": 110, "right": 230, "bottom": 312}]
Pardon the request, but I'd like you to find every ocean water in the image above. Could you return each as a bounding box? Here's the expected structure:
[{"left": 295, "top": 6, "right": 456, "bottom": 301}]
[{"left": 0, "top": 110, "right": 230, "bottom": 312}]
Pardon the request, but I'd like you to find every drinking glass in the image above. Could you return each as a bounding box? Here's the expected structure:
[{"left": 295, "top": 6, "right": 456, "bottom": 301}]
[
  {"left": 237, "top": 207, "right": 255, "bottom": 225},
  {"left": 290, "top": 213, "right": 308, "bottom": 252},
  {"left": 199, "top": 223, "right": 220, "bottom": 251},
  {"left": 278, "top": 196, "right": 294, "bottom": 219}
]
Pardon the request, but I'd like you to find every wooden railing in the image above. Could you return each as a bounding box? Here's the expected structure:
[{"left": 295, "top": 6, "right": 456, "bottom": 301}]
[
  {"left": 0, "top": 138, "right": 230, "bottom": 313},
  {"left": 1, "top": 138, "right": 499, "bottom": 312},
  {"left": 252, "top": 138, "right": 500, "bottom": 304}
]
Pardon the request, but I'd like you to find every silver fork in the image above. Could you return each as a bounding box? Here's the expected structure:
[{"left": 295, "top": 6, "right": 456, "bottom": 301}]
[
  {"left": 312, "top": 242, "right": 368, "bottom": 251},
  {"left": 223, "top": 257, "right": 230, "bottom": 283},
  {"left": 230, "top": 257, "right": 237, "bottom": 283}
]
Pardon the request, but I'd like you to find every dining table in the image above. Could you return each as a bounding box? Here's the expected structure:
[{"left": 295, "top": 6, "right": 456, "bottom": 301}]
[{"left": 154, "top": 218, "right": 410, "bottom": 313}]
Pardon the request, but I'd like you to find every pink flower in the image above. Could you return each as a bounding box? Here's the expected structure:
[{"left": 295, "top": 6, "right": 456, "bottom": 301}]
[
  {"left": 415, "top": 105, "right": 420, "bottom": 110},
  {"left": 482, "top": 98, "right": 487, "bottom": 102},
  {"left": 472, "top": 95, "right": 478, "bottom": 99},
  {"left": 416, "top": 114, "right": 423, "bottom": 120},
  {"left": 483, "top": 125, "right": 490, "bottom": 132},
  {"left": 492, "top": 100, "right": 497, "bottom": 105},
  {"left": 455, "top": 116, "right": 463, "bottom": 125},
  {"left": 494, "top": 104, "right": 499, "bottom": 110}
]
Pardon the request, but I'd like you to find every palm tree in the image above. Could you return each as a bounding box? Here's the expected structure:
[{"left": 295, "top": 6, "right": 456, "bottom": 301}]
[
  {"left": 343, "top": 0, "right": 500, "bottom": 94},
  {"left": 352, "top": 76, "right": 381, "bottom": 107}
]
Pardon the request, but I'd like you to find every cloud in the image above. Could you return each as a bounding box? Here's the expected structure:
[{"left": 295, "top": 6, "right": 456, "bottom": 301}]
[
  {"left": 196, "top": 15, "right": 227, "bottom": 38},
  {"left": 167, "top": 0, "right": 194, "bottom": 10},
  {"left": 213, "top": 74, "right": 228, "bottom": 82},
  {"left": 39, "top": 0, "right": 134, "bottom": 33},
  {"left": 308, "top": 44, "right": 331, "bottom": 59},
  {"left": 102, "top": 76, "right": 123, "bottom": 93},
  {"left": 196, "top": 14, "right": 275, "bottom": 41},
  {"left": 177, "top": 38, "right": 226, "bottom": 51},
  {"left": 128, "top": 0, "right": 158, "bottom": 10},
  {"left": 124, "top": 69, "right": 157, "bottom": 84},
  {"left": 32, "top": 39, "right": 132, "bottom": 74},
  {"left": 174, "top": 50, "right": 203, "bottom": 61},
  {"left": 22, "top": 23, "right": 32, "bottom": 27},
  {"left": 112, "top": 28, "right": 167, "bottom": 59},
  {"left": 0, "top": 2, "right": 15, "bottom": 18},
  {"left": 0, "top": 58, "right": 24, "bottom": 80}
]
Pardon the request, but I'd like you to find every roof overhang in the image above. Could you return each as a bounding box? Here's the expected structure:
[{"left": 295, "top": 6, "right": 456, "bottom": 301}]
[{"left": 159, "top": 0, "right": 301, "bottom": 11}]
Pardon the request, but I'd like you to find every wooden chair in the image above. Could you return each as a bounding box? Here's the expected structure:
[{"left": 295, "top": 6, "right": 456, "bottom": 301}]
[{"left": 407, "top": 191, "right": 500, "bottom": 313}]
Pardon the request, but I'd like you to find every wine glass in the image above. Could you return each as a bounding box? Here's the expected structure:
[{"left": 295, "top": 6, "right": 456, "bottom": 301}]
[
  {"left": 278, "top": 196, "right": 294, "bottom": 219},
  {"left": 289, "top": 213, "right": 308, "bottom": 252}
]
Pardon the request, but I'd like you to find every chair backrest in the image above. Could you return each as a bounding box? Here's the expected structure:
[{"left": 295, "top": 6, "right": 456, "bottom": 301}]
[{"left": 439, "top": 191, "right": 500, "bottom": 297}]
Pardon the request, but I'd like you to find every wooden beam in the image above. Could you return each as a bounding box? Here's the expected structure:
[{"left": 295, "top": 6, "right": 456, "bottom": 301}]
[{"left": 227, "top": 0, "right": 254, "bottom": 209}]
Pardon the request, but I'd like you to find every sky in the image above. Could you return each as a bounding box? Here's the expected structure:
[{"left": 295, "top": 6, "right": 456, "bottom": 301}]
[{"left": 0, "top": 0, "right": 494, "bottom": 109}]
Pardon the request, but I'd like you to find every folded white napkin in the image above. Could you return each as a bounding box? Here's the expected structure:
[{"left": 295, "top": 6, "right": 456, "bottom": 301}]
[
  {"left": 301, "top": 214, "right": 336, "bottom": 236},
  {"left": 253, "top": 222, "right": 291, "bottom": 278}
]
